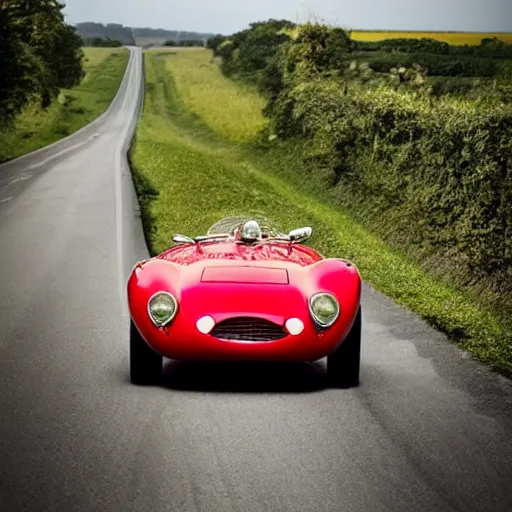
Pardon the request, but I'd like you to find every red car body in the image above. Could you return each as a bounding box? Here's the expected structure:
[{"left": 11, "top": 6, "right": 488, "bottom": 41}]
[{"left": 127, "top": 218, "right": 362, "bottom": 364}]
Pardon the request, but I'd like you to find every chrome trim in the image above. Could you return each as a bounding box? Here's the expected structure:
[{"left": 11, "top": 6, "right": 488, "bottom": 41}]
[
  {"left": 173, "top": 234, "right": 196, "bottom": 244},
  {"left": 288, "top": 226, "right": 312, "bottom": 243},
  {"left": 210, "top": 316, "right": 287, "bottom": 341},
  {"left": 308, "top": 292, "right": 340, "bottom": 328},
  {"left": 147, "top": 291, "right": 178, "bottom": 327}
]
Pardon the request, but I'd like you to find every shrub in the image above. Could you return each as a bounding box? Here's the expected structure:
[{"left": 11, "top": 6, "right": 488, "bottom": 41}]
[{"left": 349, "top": 51, "right": 499, "bottom": 77}]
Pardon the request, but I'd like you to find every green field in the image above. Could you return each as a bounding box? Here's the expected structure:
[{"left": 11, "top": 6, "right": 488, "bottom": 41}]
[
  {"left": 0, "top": 47, "right": 129, "bottom": 163},
  {"left": 130, "top": 48, "right": 512, "bottom": 378}
]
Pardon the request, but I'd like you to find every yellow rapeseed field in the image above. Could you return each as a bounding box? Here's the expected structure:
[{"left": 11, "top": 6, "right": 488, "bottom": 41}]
[{"left": 350, "top": 31, "right": 512, "bottom": 45}]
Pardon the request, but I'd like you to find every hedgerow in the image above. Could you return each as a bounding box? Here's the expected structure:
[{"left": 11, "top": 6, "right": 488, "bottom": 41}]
[
  {"left": 354, "top": 36, "right": 512, "bottom": 59},
  {"left": 347, "top": 51, "right": 499, "bottom": 77},
  {"left": 208, "top": 21, "right": 512, "bottom": 312}
]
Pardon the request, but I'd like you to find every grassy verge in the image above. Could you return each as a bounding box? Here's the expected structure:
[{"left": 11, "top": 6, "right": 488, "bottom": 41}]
[
  {"left": 130, "top": 48, "right": 512, "bottom": 378},
  {"left": 0, "top": 47, "right": 129, "bottom": 163}
]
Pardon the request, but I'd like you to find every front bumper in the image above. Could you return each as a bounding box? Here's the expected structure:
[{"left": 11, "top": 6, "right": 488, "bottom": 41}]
[
  {"left": 134, "top": 312, "right": 353, "bottom": 363},
  {"left": 128, "top": 257, "right": 361, "bottom": 362}
]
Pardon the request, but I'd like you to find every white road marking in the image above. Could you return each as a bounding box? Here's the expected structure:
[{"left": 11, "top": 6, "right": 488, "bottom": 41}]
[{"left": 7, "top": 174, "right": 32, "bottom": 185}]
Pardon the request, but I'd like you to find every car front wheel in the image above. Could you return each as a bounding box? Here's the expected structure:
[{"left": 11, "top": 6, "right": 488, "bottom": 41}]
[
  {"left": 130, "top": 319, "right": 163, "bottom": 385},
  {"left": 326, "top": 306, "right": 361, "bottom": 388}
]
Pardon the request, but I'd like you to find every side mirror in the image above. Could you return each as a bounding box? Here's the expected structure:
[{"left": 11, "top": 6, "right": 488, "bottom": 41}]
[
  {"left": 288, "top": 227, "right": 312, "bottom": 243},
  {"left": 173, "top": 234, "right": 195, "bottom": 244}
]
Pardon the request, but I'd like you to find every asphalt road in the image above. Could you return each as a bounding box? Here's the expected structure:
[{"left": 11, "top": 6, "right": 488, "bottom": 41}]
[{"left": 1, "top": 46, "right": 511, "bottom": 512}]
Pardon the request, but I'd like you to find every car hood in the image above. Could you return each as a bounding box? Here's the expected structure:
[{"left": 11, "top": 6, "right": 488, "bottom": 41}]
[{"left": 131, "top": 259, "right": 315, "bottom": 322}]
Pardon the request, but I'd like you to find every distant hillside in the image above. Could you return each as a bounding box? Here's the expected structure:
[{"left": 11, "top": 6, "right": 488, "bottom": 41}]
[
  {"left": 75, "top": 22, "right": 217, "bottom": 47},
  {"left": 75, "top": 23, "right": 135, "bottom": 45},
  {"left": 131, "top": 27, "right": 216, "bottom": 40}
]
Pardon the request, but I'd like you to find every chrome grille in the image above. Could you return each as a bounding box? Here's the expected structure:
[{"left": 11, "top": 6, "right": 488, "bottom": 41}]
[{"left": 210, "top": 317, "right": 287, "bottom": 341}]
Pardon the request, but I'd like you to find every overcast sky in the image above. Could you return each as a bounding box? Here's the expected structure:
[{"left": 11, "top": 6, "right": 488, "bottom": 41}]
[{"left": 63, "top": 0, "right": 512, "bottom": 35}]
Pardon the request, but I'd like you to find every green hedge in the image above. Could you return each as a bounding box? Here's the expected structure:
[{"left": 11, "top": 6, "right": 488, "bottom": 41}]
[
  {"left": 347, "top": 51, "right": 499, "bottom": 77},
  {"left": 354, "top": 37, "right": 512, "bottom": 59},
  {"left": 269, "top": 77, "right": 512, "bottom": 304},
  {"left": 213, "top": 21, "right": 512, "bottom": 311}
]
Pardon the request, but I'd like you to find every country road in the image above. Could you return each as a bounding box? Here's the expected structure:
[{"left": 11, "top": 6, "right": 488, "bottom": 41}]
[{"left": 0, "top": 46, "right": 511, "bottom": 512}]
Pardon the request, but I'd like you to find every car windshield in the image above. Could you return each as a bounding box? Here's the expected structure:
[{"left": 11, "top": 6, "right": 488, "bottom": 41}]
[{"left": 206, "top": 216, "right": 287, "bottom": 239}]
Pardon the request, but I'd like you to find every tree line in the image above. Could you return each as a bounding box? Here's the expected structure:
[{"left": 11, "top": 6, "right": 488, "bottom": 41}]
[
  {"left": 75, "top": 22, "right": 135, "bottom": 45},
  {"left": 353, "top": 36, "right": 512, "bottom": 57},
  {"left": 73, "top": 22, "right": 217, "bottom": 46},
  {"left": 0, "top": 0, "right": 84, "bottom": 130},
  {"left": 163, "top": 39, "right": 205, "bottom": 47},
  {"left": 83, "top": 37, "right": 124, "bottom": 47}
]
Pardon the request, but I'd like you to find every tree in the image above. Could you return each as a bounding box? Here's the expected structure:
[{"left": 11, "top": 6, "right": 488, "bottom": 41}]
[
  {"left": 0, "top": 2, "right": 38, "bottom": 128},
  {"left": 1, "top": 0, "right": 84, "bottom": 112},
  {"left": 235, "top": 24, "right": 291, "bottom": 74},
  {"left": 9, "top": 0, "right": 84, "bottom": 107},
  {"left": 48, "top": 23, "right": 84, "bottom": 90},
  {"left": 206, "top": 34, "right": 226, "bottom": 54},
  {"left": 283, "top": 24, "right": 352, "bottom": 80}
]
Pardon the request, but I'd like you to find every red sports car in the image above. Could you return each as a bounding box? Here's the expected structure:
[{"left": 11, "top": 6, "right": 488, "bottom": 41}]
[{"left": 127, "top": 216, "right": 362, "bottom": 388}]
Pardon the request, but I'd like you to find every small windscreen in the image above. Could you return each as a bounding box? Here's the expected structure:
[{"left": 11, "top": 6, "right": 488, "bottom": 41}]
[{"left": 207, "top": 216, "right": 287, "bottom": 238}]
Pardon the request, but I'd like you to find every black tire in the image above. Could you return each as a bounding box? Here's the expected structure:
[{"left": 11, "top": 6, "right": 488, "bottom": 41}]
[
  {"left": 130, "top": 319, "right": 163, "bottom": 385},
  {"left": 326, "top": 306, "right": 362, "bottom": 388}
]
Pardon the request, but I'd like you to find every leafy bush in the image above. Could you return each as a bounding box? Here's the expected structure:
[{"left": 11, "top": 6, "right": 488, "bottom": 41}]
[
  {"left": 207, "top": 19, "right": 295, "bottom": 87},
  {"left": 428, "top": 76, "right": 480, "bottom": 96},
  {"left": 451, "top": 37, "right": 512, "bottom": 59},
  {"left": 354, "top": 36, "right": 512, "bottom": 59},
  {"left": 281, "top": 24, "right": 352, "bottom": 79},
  {"left": 349, "top": 51, "right": 499, "bottom": 77},
  {"left": 354, "top": 37, "right": 451, "bottom": 54}
]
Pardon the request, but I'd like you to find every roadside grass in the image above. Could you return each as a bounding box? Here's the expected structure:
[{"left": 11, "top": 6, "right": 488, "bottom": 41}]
[
  {"left": 130, "top": 48, "right": 512, "bottom": 378},
  {"left": 0, "top": 47, "right": 129, "bottom": 163},
  {"left": 163, "top": 51, "right": 267, "bottom": 142}
]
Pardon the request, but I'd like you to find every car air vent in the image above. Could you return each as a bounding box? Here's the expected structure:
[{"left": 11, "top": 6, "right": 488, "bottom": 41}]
[{"left": 210, "top": 317, "right": 287, "bottom": 341}]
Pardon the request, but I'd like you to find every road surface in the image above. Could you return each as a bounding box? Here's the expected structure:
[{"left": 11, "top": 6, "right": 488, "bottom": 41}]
[{"left": 0, "top": 46, "right": 511, "bottom": 512}]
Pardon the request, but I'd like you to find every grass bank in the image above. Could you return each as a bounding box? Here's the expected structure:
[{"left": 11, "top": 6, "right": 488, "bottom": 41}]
[
  {"left": 130, "top": 48, "right": 512, "bottom": 378},
  {"left": 0, "top": 47, "right": 129, "bottom": 163}
]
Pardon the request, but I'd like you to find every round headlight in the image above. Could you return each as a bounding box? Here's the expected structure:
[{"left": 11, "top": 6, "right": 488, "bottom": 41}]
[
  {"left": 147, "top": 292, "right": 178, "bottom": 327},
  {"left": 309, "top": 293, "right": 340, "bottom": 327}
]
